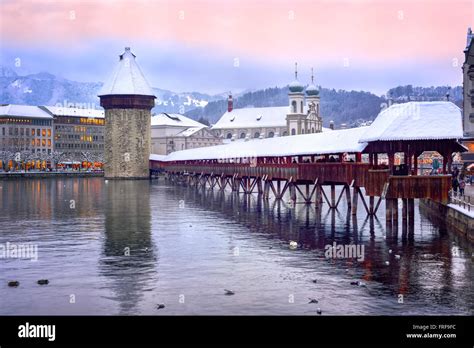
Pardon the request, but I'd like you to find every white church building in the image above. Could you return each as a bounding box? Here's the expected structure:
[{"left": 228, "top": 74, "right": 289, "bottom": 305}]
[{"left": 212, "top": 65, "right": 325, "bottom": 141}]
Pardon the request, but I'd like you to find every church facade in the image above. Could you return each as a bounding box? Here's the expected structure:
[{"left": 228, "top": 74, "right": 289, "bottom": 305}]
[{"left": 211, "top": 65, "right": 324, "bottom": 141}]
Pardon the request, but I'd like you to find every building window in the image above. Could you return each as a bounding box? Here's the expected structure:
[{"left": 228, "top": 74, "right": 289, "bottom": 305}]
[
  {"left": 301, "top": 101, "right": 303, "bottom": 113},
  {"left": 312, "top": 127, "right": 315, "bottom": 133},
  {"left": 268, "top": 131, "right": 274, "bottom": 138},
  {"left": 36, "top": 139, "right": 40, "bottom": 146},
  {"left": 31, "top": 129, "right": 35, "bottom": 136},
  {"left": 2, "top": 128, "right": 4, "bottom": 136},
  {"left": 283, "top": 131, "right": 288, "bottom": 136},
  {"left": 240, "top": 132, "right": 246, "bottom": 139},
  {"left": 47, "top": 129, "right": 51, "bottom": 137},
  {"left": 226, "top": 133, "right": 232, "bottom": 139},
  {"left": 291, "top": 128, "right": 296, "bottom": 135},
  {"left": 291, "top": 101, "right": 297, "bottom": 113},
  {"left": 254, "top": 132, "right": 260, "bottom": 138}
]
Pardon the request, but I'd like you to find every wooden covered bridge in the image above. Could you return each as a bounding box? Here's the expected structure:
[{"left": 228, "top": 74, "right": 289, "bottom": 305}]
[{"left": 150, "top": 102, "right": 465, "bottom": 228}]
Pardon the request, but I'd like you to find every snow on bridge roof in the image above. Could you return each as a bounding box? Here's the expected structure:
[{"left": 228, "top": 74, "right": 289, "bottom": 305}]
[
  {"left": 359, "top": 101, "right": 463, "bottom": 142},
  {"left": 154, "top": 127, "right": 368, "bottom": 162}
]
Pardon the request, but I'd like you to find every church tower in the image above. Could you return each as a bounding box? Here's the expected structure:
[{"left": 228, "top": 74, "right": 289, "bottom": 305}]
[
  {"left": 286, "top": 63, "right": 307, "bottom": 135},
  {"left": 99, "top": 47, "right": 156, "bottom": 179},
  {"left": 305, "top": 68, "right": 322, "bottom": 133}
]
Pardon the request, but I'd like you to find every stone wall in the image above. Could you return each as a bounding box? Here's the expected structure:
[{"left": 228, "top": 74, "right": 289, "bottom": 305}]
[
  {"left": 104, "top": 108, "right": 151, "bottom": 179},
  {"left": 419, "top": 199, "right": 474, "bottom": 243}
]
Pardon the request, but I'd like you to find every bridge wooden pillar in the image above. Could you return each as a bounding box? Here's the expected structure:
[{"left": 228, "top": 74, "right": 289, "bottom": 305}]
[
  {"left": 393, "top": 198, "right": 399, "bottom": 231},
  {"left": 331, "top": 184, "right": 336, "bottom": 208},
  {"left": 315, "top": 184, "right": 322, "bottom": 209},
  {"left": 386, "top": 198, "right": 393, "bottom": 225},
  {"left": 289, "top": 183, "right": 297, "bottom": 202},
  {"left": 263, "top": 179, "right": 270, "bottom": 199},
  {"left": 402, "top": 198, "right": 408, "bottom": 223},
  {"left": 351, "top": 186, "right": 358, "bottom": 215},
  {"left": 257, "top": 178, "right": 263, "bottom": 195},
  {"left": 345, "top": 184, "right": 351, "bottom": 209},
  {"left": 369, "top": 196, "right": 374, "bottom": 215},
  {"left": 408, "top": 198, "right": 415, "bottom": 231}
]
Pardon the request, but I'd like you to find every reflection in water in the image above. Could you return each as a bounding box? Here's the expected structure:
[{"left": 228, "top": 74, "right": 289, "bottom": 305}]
[
  {"left": 101, "top": 180, "right": 155, "bottom": 315},
  {"left": 0, "top": 178, "right": 472, "bottom": 315}
]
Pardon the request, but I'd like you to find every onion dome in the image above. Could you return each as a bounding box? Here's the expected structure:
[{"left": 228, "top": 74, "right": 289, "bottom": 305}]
[
  {"left": 306, "top": 68, "right": 319, "bottom": 96},
  {"left": 289, "top": 62, "right": 304, "bottom": 93}
]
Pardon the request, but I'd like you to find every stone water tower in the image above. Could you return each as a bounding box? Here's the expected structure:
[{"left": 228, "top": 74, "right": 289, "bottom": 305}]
[{"left": 98, "top": 47, "right": 156, "bottom": 179}]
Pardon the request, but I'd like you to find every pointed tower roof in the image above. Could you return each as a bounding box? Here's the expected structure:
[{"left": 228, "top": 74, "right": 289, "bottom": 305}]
[{"left": 98, "top": 47, "right": 155, "bottom": 97}]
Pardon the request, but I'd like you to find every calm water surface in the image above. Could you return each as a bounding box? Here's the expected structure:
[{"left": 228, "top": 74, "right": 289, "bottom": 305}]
[{"left": 0, "top": 177, "right": 472, "bottom": 315}]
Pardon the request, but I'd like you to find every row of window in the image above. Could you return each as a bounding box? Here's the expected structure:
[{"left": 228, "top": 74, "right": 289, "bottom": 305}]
[
  {"left": 1, "top": 138, "right": 51, "bottom": 147},
  {"left": 2, "top": 127, "right": 52, "bottom": 137},
  {"left": 55, "top": 125, "right": 103, "bottom": 133},
  {"left": 55, "top": 116, "right": 104, "bottom": 125},
  {"left": 0, "top": 118, "right": 52, "bottom": 126},
  {"left": 55, "top": 134, "right": 103, "bottom": 141},
  {"left": 55, "top": 143, "right": 104, "bottom": 149}
]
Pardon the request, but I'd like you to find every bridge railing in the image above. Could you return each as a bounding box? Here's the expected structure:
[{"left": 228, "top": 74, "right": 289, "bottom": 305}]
[{"left": 159, "top": 162, "right": 384, "bottom": 184}]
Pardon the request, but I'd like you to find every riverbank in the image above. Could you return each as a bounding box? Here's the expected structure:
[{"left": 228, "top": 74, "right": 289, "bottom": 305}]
[
  {"left": 0, "top": 171, "right": 104, "bottom": 179},
  {"left": 419, "top": 199, "right": 474, "bottom": 243}
]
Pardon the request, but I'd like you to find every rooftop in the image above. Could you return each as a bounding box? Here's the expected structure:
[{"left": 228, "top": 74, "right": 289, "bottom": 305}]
[
  {"left": 0, "top": 104, "right": 52, "bottom": 119},
  {"left": 160, "top": 127, "right": 368, "bottom": 162},
  {"left": 40, "top": 106, "right": 104, "bottom": 118},
  {"left": 359, "top": 101, "right": 463, "bottom": 142},
  {"left": 98, "top": 47, "right": 155, "bottom": 97},
  {"left": 151, "top": 113, "right": 207, "bottom": 128}
]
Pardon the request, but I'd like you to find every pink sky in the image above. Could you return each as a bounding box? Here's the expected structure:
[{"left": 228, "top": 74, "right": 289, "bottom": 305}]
[{"left": 0, "top": 0, "right": 473, "bottom": 93}]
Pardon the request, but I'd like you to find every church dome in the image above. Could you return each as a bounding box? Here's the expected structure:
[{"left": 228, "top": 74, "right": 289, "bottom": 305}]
[
  {"left": 306, "top": 84, "right": 319, "bottom": 96},
  {"left": 289, "top": 80, "right": 304, "bottom": 93}
]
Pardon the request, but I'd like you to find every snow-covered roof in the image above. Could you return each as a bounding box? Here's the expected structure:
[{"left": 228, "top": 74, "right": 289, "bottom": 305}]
[
  {"left": 212, "top": 105, "right": 329, "bottom": 131},
  {"left": 151, "top": 113, "right": 205, "bottom": 128},
  {"left": 41, "top": 106, "right": 104, "bottom": 118},
  {"left": 360, "top": 101, "right": 463, "bottom": 142},
  {"left": 150, "top": 154, "right": 167, "bottom": 162},
  {"left": 98, "top": 47, "right": 155, "bottom": 97},
  {"left": 175, "top": 127, "right": 206, "bottom": 137},
  {"left": 212, "top": 106, "right": 289, "bottom": 130},
  {"left": 156, "top": 127, "right": 367, "bottom": 162},
  {"left": 0, "top": 104, "right": 52, "bottom": 119}
]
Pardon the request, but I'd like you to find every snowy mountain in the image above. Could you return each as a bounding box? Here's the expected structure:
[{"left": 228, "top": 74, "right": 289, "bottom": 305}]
[{"left": 0, "top": 67, "right": 225, "bottom": 114}]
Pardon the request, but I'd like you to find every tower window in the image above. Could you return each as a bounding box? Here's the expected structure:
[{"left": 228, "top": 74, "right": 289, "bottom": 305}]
[
  {"left": 300, "top": 101, "right": 303, "bottom": 113},
  {"left": 291, "top": 101, "right": 297, "bottom": 113}
]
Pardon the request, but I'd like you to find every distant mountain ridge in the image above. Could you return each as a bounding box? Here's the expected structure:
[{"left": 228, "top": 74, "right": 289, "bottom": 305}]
[
  {"left": 0, "top": 66, "right": 224, "bottom": 114},
  {"left": 0, "top": 67, "right": 462, "bottom": 128}
]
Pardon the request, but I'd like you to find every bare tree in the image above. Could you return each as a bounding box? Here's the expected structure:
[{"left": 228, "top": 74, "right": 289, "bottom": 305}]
[{"left": 51, "top": 150, "right": 68, "bottom": 170}]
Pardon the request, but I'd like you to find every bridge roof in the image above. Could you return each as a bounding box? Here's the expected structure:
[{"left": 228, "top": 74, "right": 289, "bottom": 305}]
[
  {"left": 160, "top": 127, "right": 368, "bottom": 161},
  {"left": 359, "top": 101, "right": 463, "bottom": 142}
]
